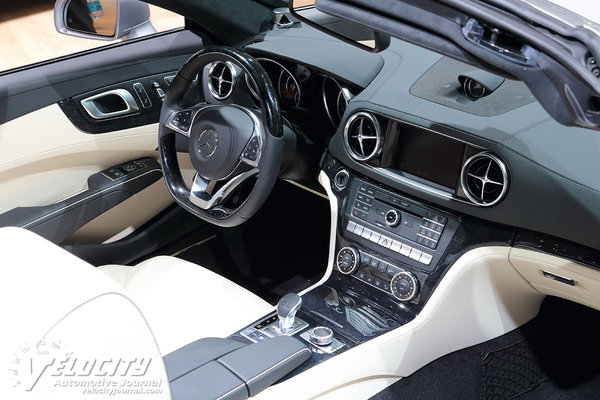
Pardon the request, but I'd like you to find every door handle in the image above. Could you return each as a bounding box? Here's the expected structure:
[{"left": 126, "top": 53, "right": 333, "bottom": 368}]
[{"left": 80, "top": 88, "right": 140, "bottom": 120}]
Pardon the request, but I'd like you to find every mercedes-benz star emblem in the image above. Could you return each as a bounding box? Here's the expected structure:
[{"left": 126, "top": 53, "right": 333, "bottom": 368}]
[{"left": 198, "top": 129, "right": 219, "bottom": 158}]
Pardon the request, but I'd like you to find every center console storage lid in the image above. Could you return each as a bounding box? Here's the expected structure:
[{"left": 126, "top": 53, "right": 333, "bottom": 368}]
[
  {"left": 164, "top": 337, "right": 246, "bottom": 381},
  {"left": 167, "top": 336, "right": 311, "bottom": 400},
  {"left": 218, "top": 336, "right": 311, "bottom": 396},
  {"left": 170, "top": 361, "right": 248, "bottom": 400}
]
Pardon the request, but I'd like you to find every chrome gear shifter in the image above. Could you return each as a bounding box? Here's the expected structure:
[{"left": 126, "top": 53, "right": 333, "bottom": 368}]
[{"left": 277, "top": 293, "right": 302, "bottom": 333}]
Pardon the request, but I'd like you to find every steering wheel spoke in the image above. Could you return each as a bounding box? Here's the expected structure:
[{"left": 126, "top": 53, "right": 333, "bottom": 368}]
[{"left": 189, "top": 169, "right": 258, "bottom": 210}]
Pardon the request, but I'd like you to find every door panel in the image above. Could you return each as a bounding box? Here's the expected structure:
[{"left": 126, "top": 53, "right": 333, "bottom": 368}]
[
  {"left": 0, "top": 29, "right": 203, "bottom": 244},
  {"left": 0, "top": 104, "right": 160, "bottom": 213},
  {"left": 0, "top": 102, "right": 197, "bottom": 243}
]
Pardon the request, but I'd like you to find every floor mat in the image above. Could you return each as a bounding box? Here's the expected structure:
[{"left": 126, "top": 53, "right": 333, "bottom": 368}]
[
  {"left": 482, "top": 340, "right": 547, "bottom": 399},
  {"left": 141, "top": 180, "right": 330, "bottom": 305},
  {"left": 370, "top": 297, "right": 600, "bottom": 400}
]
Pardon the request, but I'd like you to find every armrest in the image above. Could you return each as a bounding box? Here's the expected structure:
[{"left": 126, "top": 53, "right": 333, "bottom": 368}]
[
  {"left": 169, "top": 336, "right": 311, "bottom": 400},
  {"left": 170, "top": 361, "right": 248, "bottom": 400},
  {"left": 218, "top": 336, "right": 311, "bottom": 396},
  {"left": 0, "top": 158, "right": 161, "bottom": 243},
  {"left": 164, "top": 337, "right": 246, "bottom": 381}
]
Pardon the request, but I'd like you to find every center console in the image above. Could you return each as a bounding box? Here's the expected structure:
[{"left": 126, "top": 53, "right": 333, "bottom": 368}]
[
  {"left": 222, "top": 153, "right": 513, "bottom": 391},
  {"left": 336, "top": 175, "right": 459, "bottom": 304}
]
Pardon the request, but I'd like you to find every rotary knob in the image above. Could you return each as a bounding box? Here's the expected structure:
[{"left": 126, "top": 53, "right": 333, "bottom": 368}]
[
  {"left": 336, "top": 247, "right": 359, "bottom": 275},
  {"left": 385, "top": 209, "right": 401, "bottom": 227},
  {"left": 309, "top": 326, "right": 334, "bottom": 346},
  {"left": 390, "top": 271, "right": 419, "bottom": 302}
]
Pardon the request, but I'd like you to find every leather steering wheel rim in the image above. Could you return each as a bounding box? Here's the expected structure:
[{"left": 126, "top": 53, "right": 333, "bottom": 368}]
[{"left": 158, "top": 46, "right": 284, "bottom": 227}]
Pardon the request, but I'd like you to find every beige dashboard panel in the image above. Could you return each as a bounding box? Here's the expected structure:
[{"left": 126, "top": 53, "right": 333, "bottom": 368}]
[{"left": 509, "top": 247, "right": 600, "bottom": 311}]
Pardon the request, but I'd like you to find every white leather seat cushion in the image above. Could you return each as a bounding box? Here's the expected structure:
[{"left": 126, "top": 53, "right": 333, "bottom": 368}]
[
  {"left": 0, "top": 227, "right": 170, "bottom": 400},
  {"left": 99, "top": 256, "right": 273, "bottom": 355}
]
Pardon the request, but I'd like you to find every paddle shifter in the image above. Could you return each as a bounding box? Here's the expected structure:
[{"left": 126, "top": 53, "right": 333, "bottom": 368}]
[{"left": 277, "top": 293, "right": 302, "bottom": 334}]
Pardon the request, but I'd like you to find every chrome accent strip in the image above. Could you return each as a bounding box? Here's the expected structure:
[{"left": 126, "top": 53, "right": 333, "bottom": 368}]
[
  {"left": 322, "top": 76, "right": 351, "bottom": 127},
  {"left": 541, "top": 270, "right": 576, "bottom": 286},
  {"left": 215, "top": 383, "right": 246, "bottom": 400},
  {"left": 189, "top": 168, "right": 259, "bottom": 210},
  {"left": 373, "top": 167, "right": 471, "bottom": 203},
  {"left": 80, "top": 89, "right": 139, "bottom": 120}
]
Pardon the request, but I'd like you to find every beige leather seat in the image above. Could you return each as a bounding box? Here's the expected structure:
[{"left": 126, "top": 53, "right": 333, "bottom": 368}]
[
  {"left": 0, "top": 227, "right": 272, "bottom": 399},
  {"left": 99, "top": 257, "right": 273, "bottom": 355}
]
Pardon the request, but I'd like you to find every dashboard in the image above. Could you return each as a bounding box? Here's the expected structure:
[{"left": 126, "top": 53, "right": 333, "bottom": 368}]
[
  {"left": 236, "top": 26, "right": 600, "bottom": 260},
  {"left": 193, "top": 23, "right": 600, "bottom": 262}
]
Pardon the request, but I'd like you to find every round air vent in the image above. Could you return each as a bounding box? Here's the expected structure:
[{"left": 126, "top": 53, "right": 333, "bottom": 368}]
[
  {"left": 460, "top": 152, "right": 509, "bottom": 206},
  {"left": 208, "top": 61, "right": 236, "bottom": 100},
  {"left": 343, "top": 111, "right": 382, "bottom": 161}
]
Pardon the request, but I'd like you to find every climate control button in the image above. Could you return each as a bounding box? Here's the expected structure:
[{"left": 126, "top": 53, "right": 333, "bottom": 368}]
[
  {"left": 390, "top": 271, "right": 419, "bottom": 301},
  {"left": 336, "top": 247, "right": 360, "bottom": 275}
]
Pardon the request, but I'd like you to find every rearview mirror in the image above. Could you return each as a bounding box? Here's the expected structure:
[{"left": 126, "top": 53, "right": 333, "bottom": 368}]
[
  {"left": 289, "top": 0, "right": 390, "bottom": 52},
  {"left": 54, "top": 0, "right": 156, "bottom": 41}
]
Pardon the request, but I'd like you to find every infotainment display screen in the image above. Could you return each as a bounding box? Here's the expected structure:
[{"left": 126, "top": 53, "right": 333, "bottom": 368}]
[{"left": 394, "top": 124, "right": 465, "bottom": 189}]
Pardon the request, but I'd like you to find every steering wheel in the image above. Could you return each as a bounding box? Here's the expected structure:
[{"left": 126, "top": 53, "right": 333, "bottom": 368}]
[{"left": 158, "top": 46, "right": 284, "bottom": 227}]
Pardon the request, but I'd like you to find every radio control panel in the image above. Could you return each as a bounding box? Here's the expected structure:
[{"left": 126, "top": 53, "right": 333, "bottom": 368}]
[
  {"left": 344, "top": 179, "right": 459, "bottom": 273},
  {"left": 351, "top": 182, "right": 448, "bottom": 250}
]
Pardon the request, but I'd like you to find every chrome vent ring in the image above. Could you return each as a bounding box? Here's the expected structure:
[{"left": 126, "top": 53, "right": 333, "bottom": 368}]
[
  {"left": 208, "top": 61, "right": 236, "bottom": 100},
  {"left": 344, "top": 111, "right": 382, "bottom": 162},
  {"left": 460, "top": 152, "right": 509, "bottom": 206}
]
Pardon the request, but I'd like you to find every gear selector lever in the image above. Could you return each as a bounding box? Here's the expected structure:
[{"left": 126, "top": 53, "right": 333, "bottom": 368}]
[{"left": 277, "top": 293, "right": 302, "bottom": 333}]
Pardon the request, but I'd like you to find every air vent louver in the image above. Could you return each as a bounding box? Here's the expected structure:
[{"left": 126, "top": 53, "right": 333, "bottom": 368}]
[
  {"left": 208, "top": 61, "right": 235, "bottom": 100},
  {"left": 460, "top": 152, "right": 509, "bottom": 206},
  {"left": 343, "top": 112, "right": 382, "bottom": 161}
]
